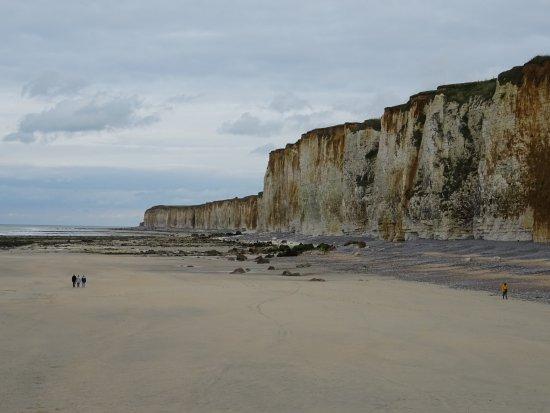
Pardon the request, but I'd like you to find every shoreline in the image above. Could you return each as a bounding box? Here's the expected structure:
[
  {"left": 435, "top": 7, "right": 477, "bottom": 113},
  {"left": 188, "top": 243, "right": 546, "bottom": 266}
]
[{"left": 3, "top": 231, "right": 550, "bottom": 304}]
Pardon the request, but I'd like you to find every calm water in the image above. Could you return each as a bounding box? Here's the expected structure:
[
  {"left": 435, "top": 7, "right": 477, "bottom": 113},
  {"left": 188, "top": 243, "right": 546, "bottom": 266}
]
[{"left": 0, "top": 224, "right": 134, "bottom": 237}]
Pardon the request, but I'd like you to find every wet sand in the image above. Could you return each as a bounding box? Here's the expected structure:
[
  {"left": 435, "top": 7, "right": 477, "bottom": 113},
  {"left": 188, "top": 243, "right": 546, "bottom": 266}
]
[{"left": 1, "top": 251, "right": 550, "bottom": 412}]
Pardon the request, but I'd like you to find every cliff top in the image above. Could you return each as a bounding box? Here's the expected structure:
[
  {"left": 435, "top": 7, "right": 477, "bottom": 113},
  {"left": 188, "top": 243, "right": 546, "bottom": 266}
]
[
  {"left": 384, "top": 78, "right": 497, "bottom": 114},
  {"left": 145, "top": 193, "right": 262, "bottom": 212},
  {"left": 302, "top": 118, "right": 382, "bottom": 135},
  {"left": 384, "top": 56, "right": 550, "bottom": 115},
  {"left": 266, "top": 56, "right": 549, "bottom": 161},
  {"left": 498, "top": 55, "right": 550, "bottom": 86},
  {"left": 268, "top": 118, "right": 381, "bottom": 157}
]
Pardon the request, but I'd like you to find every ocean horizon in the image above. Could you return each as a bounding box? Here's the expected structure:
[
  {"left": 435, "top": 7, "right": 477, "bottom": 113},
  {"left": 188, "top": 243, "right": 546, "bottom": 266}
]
[{"left": 0, "top": 224, "right": 132, "bottom": 237}]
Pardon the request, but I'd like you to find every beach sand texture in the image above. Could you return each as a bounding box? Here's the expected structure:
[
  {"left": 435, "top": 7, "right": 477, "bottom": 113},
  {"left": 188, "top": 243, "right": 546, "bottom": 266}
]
[{"left": 1, "top": 251, "right": 550, "bottom": 412}]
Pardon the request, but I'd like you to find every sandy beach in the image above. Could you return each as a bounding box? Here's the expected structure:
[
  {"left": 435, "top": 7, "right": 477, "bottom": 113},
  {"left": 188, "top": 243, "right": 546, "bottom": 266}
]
[
  {"left": 3, "top": 1, "right": 550, "bottom": 412},
  {"left": 2, "top": 249, "right": 550, "bottom": 412}
]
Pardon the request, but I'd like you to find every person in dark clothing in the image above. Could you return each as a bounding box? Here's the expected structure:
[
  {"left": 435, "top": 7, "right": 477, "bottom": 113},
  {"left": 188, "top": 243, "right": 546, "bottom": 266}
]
[
  {"left": 72, "top": 274, "right": 77, "bottom": 288},
  {"left": 82, "top": 275, "right": 87, "bottom": 288}
]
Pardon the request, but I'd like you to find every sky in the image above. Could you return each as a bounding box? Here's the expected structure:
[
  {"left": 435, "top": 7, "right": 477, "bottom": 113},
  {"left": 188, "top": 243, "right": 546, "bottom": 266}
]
[{"left": 1, "top": 0, "right": 549, "bottom": 226}]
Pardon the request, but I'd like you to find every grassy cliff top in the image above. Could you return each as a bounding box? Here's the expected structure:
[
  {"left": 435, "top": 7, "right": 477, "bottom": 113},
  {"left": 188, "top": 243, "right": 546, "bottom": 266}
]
[
  {"left": 498, "top": 55, "right": 550, "bottom": 87},
  {"left": 146, "top": 193, "right": 262, "bottom": 212}
]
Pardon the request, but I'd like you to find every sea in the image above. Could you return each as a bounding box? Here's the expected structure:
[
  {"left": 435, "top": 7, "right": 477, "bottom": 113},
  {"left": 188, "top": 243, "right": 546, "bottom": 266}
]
[{"left": 0, "top": 224, "right": 138, "bottom": 237}]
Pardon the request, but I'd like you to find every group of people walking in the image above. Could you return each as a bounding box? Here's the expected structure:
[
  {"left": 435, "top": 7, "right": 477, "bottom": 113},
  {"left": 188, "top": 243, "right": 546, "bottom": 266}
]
[{"left": 71, "top": 274, "right": 87, "bottom": 288}]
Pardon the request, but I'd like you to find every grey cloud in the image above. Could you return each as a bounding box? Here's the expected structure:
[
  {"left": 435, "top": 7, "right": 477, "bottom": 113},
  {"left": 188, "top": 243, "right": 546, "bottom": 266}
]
[
  {"left": 4, "top": 132, "right": 35, "bottom": 143},
  {"left": 220, "top": 108, "right": 352, "bottom": 141},
  {"left": 219, "top": 112, "right": 282, "bottom": 137},
  {"left": 286, "top": 110, "right": 336, "bottom": 132},
  {"left": 3, "top": 1, "right": 548, "bottom": 94},
  {"left": 4, "top": 96, "right": 158, "bottom": 143},
  {"left": 249, "top": 143, "right": 275, "bottom": 156},
  {"left": 268, "top": 92, "right": 310, "bottom": 113},
  {"left": 22, "top": 71, "right": 88, "bottom": 98},
  {"left": 166, "top": 93, "right": 201, "bottom": 104},
  {"left": 334, "top": 91, "right": 402, "bottom": 119}
]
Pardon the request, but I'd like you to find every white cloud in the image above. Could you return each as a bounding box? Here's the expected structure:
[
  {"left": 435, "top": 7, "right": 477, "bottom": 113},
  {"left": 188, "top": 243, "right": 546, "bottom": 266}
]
[{"left": 4, "top": 95, "right": 158, "bottom": 143}]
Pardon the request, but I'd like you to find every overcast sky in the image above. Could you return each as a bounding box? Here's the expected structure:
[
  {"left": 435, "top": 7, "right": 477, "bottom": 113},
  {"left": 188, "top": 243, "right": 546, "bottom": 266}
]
[{"left": 1, "top": 0, "right": 549, "bottom": 226}]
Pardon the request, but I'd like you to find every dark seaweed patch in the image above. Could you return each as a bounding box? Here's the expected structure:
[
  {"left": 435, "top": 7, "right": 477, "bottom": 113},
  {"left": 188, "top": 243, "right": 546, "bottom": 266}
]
[{"left": 0, "top": 237, "right": 36, "bottom": 249}]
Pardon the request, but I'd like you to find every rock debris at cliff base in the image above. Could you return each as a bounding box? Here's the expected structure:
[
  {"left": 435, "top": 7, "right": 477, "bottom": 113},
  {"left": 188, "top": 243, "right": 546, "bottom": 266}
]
[{"left": 144, "top": 56, "right": 550, "bottom": 243}]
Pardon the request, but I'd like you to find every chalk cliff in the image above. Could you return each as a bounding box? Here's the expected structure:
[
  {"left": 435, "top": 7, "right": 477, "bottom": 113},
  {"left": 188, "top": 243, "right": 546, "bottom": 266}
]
[
  {"left": 144, "top": 57, "right": 550, "bottom": 242},
  {"left": 259, "top": 120, "right": 381, "bottom": 234},
  {"left": 370, "top": 56, "right": 550, "bottom": 242},
  {"left": 143, "top": 195, "right": 260, "bottom": 231}
]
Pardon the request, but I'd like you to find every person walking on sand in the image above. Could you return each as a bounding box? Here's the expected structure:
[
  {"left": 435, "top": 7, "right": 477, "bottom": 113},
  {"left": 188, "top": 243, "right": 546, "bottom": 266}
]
[
  {"left": 500, "top": 282, "right": 508, "bottom": 300},
  {"left": 72, "top": 274, "right": 77, "bottom": 288},
  {"left": 76, "top": 275, "right": 81, "bottom": 288},
  {"left": 82, "top": 275, "right": 87, "bottom": 288}
]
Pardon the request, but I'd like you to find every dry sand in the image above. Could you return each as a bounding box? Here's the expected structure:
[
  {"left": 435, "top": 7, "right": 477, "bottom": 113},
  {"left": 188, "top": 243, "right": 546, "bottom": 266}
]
[{"left": 1, "top": 250, "right": 550, "bottom": 412}]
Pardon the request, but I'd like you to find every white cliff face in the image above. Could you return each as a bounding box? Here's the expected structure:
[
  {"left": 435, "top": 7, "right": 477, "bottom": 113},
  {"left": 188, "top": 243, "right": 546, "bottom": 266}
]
[
  {"left": 143, "top": 195, "right": 260, "bottom": 231},
  {"left": 364, "top": 58, "right": 549, "bottom": 242},
  {"left": 372, "top": 87, "right": 495, "bottom": 241},
  {"left": 144, "top": 57, "right": 550, "bottom": 243},
  {"left": 259, "top": 121, "right": 381, "bottom": 235}
]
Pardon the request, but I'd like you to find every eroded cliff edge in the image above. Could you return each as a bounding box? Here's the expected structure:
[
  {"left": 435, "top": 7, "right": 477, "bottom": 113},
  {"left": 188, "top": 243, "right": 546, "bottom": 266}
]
[{"left": 144, "top": 57, "right": 550, "bottom": 242}]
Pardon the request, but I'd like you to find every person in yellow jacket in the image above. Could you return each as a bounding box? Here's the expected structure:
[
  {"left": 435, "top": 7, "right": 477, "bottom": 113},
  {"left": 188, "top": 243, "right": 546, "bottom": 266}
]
[{"left": 500, "top": 282, "right": 508, "bottom": 300}]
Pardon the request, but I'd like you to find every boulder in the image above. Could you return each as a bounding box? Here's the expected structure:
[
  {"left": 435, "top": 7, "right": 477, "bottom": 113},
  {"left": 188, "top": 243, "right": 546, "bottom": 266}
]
[{"left": 281, "top": 270, "right": 301, "bottom": 276}]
